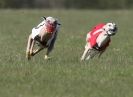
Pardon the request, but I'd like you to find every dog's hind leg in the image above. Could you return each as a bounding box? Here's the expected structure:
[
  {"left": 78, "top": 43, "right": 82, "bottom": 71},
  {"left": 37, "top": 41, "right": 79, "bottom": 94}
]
[
  {"left": 26, "top": 34, "right": 33, "bottom": 60},
  {"left": 98, "top": 50, "right": 105, "bottom": 58},
  {"left": 86, "top": 49, "right": 99, "bottom": 60},
  {"left": 32, "top": 47, "right": 44, "bottom": 56},
  {"left": 85, "top": 49, "right": 92, "bottom": 60},
  {"left": 81, "top": 44, "right": 90, "bottom": 61}
]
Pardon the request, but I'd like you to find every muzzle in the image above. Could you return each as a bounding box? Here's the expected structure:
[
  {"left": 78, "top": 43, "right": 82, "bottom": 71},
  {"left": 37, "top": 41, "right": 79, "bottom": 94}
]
[
  {"left": 109, "top": 26, "right": 117, "bottom": 36},
  {"left": 46, "top": 21, "right": 57, "bottom": 33}
]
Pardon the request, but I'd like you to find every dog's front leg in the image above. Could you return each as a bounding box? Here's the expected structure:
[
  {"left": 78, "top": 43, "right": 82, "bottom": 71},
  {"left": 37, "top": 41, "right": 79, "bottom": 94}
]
[
  {"left": 81, "top": 43, "right": 90, "bottom": 61},
  {"left": 44, "top": 45, "right": 53, "bottom": 60},
  {"left": 44, "top": 35, "right": 57, "bottom": 60},
  {"left": 26, "top": 34, "right": 33, "bottom": 60},
  {"left": 44, "top": 52, "right": 50, "bottom": 60}
]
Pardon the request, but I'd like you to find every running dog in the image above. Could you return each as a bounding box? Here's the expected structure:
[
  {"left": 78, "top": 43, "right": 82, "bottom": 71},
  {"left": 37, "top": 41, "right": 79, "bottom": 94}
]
[
  {"left": 81, "top": 22, "right": 117, "bottom": 61},
  {"left": 26, "top": 16, "right": 61, "bottom": 60}
]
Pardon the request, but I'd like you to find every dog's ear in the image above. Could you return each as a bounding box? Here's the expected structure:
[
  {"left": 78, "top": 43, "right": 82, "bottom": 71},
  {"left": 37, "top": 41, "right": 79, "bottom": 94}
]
[
  {"left": 41, "top": 16, "right": 46, "bottom": 20},
  {"left": 57, "top": 23, "right": 61, "bottom": 25},
  {"left": 55, "top": 18, "right": 61, "bottom": 25}
]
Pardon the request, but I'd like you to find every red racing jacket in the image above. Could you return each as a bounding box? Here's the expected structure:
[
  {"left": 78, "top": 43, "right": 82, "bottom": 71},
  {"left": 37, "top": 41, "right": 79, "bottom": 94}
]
[{"left": 87, "top": 23, "right": 110, "bottom": 51}]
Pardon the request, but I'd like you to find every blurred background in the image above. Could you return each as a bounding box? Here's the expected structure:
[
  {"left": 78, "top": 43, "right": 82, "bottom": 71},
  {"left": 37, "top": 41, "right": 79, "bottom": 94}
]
[
  {"left": 0, "top": 1, "right": 133, "bottom": 97},
  {"left": 0, "top": 0, "right": 133, "bottom": 9}
]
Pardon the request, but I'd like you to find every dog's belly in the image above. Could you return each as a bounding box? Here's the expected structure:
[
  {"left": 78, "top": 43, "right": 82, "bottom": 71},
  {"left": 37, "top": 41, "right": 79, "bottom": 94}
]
[{"left": 96, "top": 33, "right": 110, "bottom": 47}]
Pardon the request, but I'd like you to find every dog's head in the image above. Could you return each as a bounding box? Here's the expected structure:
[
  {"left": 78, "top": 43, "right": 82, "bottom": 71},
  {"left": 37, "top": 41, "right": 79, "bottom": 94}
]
[
  {"left": 103, "top": 23, "right": 117, "bottom": 36},
  {"left": 45, "top": 16, "right": 58, "bottom": 33}
]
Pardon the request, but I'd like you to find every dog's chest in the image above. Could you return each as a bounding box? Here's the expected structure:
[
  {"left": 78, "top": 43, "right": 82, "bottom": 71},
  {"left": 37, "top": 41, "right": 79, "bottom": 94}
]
[
  {"left": 43, "top": 33, "right": 53, "bottom": 41},
  {"left": 96, "top": 33, "right": 110, "bottom": 47}
]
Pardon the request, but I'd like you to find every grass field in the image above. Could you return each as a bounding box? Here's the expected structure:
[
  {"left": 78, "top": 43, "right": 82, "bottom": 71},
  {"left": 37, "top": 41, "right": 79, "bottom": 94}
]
[{"left": 0, "top": 9, "right": 133, "bottom": 97}]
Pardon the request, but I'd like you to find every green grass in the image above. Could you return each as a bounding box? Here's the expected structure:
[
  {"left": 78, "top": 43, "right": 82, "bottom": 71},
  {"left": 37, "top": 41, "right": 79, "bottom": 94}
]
[{"left": 0, "top": 9, "right": 133, "bottom": 97}]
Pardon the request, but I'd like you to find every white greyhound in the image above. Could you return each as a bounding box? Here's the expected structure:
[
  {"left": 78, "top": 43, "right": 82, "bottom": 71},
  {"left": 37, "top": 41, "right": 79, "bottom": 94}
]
[
  {"left": 81, "top": 22, "right": 117, "bottom": 61},
  {"left": 26, "top": 16, "right": 61, "bottom": 60}
]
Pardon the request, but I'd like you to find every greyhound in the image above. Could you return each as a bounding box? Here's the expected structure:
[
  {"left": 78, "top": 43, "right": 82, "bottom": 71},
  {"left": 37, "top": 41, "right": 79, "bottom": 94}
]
[
  {"left": 81, "top": 22, "right": 117, "bottom": 61},
  {"left": 26, "top": 16, "right": 61, "bottom": 60}
]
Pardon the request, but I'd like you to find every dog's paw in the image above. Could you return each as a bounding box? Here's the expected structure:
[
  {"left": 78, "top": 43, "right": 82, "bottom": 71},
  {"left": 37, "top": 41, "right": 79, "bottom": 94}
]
[
  {"left": 26, "top": 52, "right": 31, "bottom": 60},
  {"left": 80, "top": 57, "right": 85, "bottom": 61},
  {"left": 44, "top": 55, "right": 51, "bottom": 60}
]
